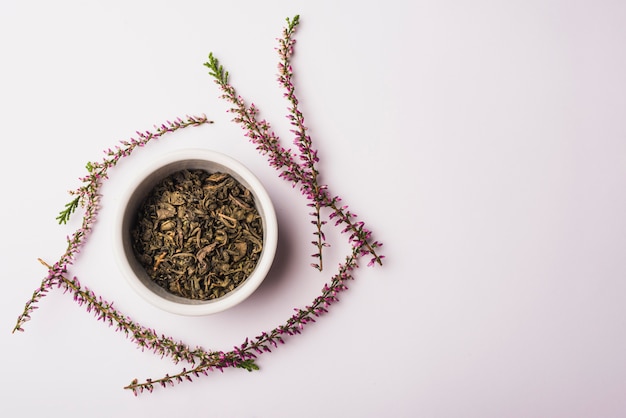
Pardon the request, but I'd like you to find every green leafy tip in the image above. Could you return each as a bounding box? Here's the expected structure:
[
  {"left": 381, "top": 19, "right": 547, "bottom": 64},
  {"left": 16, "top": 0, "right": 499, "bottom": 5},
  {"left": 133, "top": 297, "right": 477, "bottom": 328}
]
[
  {"left": 286, "top": 14, "right": 300, "bottom": 32},
  {"left": 236, "top": 359, "right": 260, "bottom": 372},
  {"left": 56, "top": 197, "right": 80, "bottom": 225},
  {"left": 203, "top": 52, "right": 229, "bottom": 85}
]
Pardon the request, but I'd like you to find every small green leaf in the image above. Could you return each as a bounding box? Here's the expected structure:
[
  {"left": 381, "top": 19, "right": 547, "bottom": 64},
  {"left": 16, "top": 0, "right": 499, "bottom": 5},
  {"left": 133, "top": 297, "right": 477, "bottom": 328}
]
[
  {"left": 236, "top": 359, "right": 260, "bottom": 372},
  {"left": 56, "top": 197, "right": 80, "bottom": 225},
  {"left": 203, "top": 52, "right": 229, "bottom": 85}
]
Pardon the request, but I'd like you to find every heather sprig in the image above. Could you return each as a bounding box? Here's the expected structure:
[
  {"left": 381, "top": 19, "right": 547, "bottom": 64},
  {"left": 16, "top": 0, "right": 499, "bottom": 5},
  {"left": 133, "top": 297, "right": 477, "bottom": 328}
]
[
  {"left": 204, "top": 53, "right": 305, "bottom": 185},
  {"left": 277, "top": 15, "right": 328, "bottom": 270},
  {"left": 204, "top": 16, "right": 383, "bottom": 269},
  {"left": 38, "top": 256, "right": 265, "bottom": 390},
  {"left": 12, "top": 115, "right": 211, "bottom": 334}
]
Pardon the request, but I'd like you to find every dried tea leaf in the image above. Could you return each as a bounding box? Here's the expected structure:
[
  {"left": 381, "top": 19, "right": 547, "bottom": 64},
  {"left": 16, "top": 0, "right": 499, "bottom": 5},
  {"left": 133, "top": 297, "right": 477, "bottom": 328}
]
[{"left": 130, "top": 170, "right": 263, "bottom": 300}]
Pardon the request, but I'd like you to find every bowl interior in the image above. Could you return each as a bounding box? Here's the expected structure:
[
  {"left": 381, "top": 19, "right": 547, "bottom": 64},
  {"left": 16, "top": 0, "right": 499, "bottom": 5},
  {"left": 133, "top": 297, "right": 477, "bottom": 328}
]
[{"left": 117, "top": 151, "right": 277, "bottom": 315}]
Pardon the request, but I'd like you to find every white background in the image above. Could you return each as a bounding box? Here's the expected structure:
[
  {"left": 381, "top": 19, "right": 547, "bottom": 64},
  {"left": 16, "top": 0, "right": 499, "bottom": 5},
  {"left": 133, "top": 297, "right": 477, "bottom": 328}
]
[{"left": 1, "top": 1, "right": 626, "bottom": 417}]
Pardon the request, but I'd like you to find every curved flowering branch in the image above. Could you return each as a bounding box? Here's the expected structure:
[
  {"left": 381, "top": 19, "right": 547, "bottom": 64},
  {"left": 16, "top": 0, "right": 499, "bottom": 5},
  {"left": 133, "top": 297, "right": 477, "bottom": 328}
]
[
  {"left": 124, "top": 245, "right": 361, "bottom": 394},
  {"left": 34, "top": 258, "right": 223, "bottom": 365},
  {"left": 12, "top": 115, "right": 212, "bottom": 334},
  {"left": 204, "top": 16, "right": 383, "bottom": 269},
  {"left": 276, "top": 16, "right": 328, "bottom": 271}
]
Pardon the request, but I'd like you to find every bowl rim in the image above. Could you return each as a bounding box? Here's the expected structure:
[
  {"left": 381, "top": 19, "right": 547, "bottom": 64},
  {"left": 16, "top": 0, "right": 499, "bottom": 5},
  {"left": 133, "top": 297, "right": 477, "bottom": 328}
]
[{"left": 113, "top": 148, "right": 277, "bottom": 315}]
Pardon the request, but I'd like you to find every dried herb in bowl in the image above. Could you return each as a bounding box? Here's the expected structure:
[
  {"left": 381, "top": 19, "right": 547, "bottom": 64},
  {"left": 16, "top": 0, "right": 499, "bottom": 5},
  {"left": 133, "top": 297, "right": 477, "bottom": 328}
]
[{"left": 131, "top": 169, "right": 263, "bottom": 300}]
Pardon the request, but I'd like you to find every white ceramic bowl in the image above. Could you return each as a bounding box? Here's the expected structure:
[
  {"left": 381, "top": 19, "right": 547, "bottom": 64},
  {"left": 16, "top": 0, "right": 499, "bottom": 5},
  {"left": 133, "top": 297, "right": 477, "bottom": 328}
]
[{"left": 114, "top": 149, "right": 277, "bottom": 315}]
